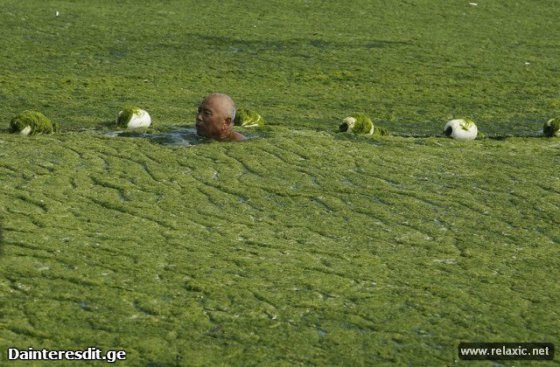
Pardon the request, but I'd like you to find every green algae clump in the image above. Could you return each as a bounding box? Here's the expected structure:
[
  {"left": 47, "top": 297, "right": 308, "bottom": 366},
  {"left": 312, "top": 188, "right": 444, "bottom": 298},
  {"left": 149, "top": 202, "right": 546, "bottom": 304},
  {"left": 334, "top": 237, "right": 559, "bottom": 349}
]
[
  {"left": 339, "top": 113, "right": 379, "bottom": 135},
  {"left": 116, "top": 107, "right": 140, "bottom": 127},
  {"left": 339, "top": 113, "right": 374, "bottom": 135},
  {"left": 234, "top": 108, "right": 265, "bottom": 127},
  {"left": 9, "top": 110, "right": 58, "bottom": 135},
  {"left": 458, "top": 117, "right": 476, "bottom": 132},
  {"left": 543, "top": 118, "right": 560, "bottom": 137}
]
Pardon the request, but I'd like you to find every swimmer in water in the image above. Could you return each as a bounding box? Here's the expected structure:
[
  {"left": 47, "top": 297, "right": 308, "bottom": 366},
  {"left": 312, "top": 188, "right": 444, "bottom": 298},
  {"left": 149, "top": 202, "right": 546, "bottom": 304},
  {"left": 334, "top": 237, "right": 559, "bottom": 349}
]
[{"left": 195, "top": 93, "right": 246, "bottom": 142}]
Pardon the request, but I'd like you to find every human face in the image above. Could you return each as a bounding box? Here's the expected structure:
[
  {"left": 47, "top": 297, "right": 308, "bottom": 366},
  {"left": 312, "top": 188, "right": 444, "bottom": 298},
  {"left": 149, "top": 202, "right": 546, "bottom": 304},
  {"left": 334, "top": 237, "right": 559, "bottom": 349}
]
[{"left": 196, "top": 97, "right": 227, "bottom": 139}]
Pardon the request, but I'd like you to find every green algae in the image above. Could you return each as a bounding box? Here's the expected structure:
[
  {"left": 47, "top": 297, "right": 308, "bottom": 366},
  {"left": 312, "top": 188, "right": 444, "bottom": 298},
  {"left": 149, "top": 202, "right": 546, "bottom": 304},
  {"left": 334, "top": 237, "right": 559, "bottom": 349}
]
[
  {"left": 339, "top": 113, "right": 374, "bottom": 134},
  {"left": 116, "top": 106, "right": 142, "bottom": 128},
  {"left": 1, "top": 1, "right": 558, "bottom": 136},
  {"left": 1, "top": 0, "right": 560, "bottom": 365},
  {"left": 460, "top": 117, "right": 476, "bottom": 131},
  {"left": 0, "top": 129, "right": 559, "bottom": 366},
  {"left": 337, "top": 113, "right": 389, "bottom": 137},
  {"left": 9, "top": 110, "right": 58, "bottom": 135},
  {"left": 234, "top": 108, "right": 265, "bottom": 127}
]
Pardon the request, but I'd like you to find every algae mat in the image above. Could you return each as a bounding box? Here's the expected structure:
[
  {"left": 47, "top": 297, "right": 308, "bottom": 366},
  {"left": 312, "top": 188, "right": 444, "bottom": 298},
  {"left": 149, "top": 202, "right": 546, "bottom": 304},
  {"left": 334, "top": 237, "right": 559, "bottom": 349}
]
[
  {"left": 0, "top": 129, "right": 559, "bottom": 366},
  {"left": 1, "top": 0, "right": 560, "bottom": 135},
  {"left": 1, "top": 0, "right": 560, "bottom": 365}
]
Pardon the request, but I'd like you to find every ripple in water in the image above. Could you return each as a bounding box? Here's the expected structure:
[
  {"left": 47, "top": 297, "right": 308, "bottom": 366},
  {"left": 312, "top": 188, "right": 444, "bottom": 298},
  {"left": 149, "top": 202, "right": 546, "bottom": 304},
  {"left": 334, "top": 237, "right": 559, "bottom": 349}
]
[{"left": 105, "top": 127, "right": 204, "bottom": 147}]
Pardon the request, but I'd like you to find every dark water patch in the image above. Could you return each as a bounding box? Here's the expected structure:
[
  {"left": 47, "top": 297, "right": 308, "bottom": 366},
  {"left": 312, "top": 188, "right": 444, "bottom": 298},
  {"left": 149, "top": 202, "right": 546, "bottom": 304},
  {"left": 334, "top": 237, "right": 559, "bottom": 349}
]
[
  {"left": 104, "top": 127, "right": 260, "bottom": 146},
  {"left": 309, "top": 39, "right": 328, "bottom": 49},
  {"left": 370, "top": 118, "right": 547, "bottom": 138},
  {"left": 364, "top": 40, "right": 410, "bottom": 49},
  {"left": 184, "top": 33, "right": 411, "bottom": 53},
  {"left": 105, "top": 127, "right": 205, "bottom": 147}
]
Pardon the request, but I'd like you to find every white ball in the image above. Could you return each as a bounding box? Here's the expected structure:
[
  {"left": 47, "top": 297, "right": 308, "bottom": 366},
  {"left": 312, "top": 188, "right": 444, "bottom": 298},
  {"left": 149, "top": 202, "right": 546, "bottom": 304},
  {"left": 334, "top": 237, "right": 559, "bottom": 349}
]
[
  {"left": 444, "top": 118, "right": 477, "bottom": 140},
  {"left": 19, "top": 126, "right": 32, "bottom": 136},
  {"left": 342, "top": 116, "right": 357, "bottom": 130},
  {"left": 117, "top": 108, "right": 151, "bottom": 129}
]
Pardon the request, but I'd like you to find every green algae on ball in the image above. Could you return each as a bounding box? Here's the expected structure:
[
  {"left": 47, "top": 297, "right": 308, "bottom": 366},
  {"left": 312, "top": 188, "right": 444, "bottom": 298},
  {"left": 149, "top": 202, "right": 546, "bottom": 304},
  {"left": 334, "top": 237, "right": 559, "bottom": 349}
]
[
  {"left": 9, "top": 110, "right": 58, "bottom": 135},
  {"left": 339, "top": 113, "right": 375, "bottom": 135},
  {"left": 543, "top": 118, "right": 560, "bottom": 137},
  {"left": 234, "top": 108, "right": 265, "bottom": 127},
  {"left": 116, "top": 106, "right": 152, "bottom": 129},
  {"left": 443, "top": 118, "right": 478, "bottom": 140}
]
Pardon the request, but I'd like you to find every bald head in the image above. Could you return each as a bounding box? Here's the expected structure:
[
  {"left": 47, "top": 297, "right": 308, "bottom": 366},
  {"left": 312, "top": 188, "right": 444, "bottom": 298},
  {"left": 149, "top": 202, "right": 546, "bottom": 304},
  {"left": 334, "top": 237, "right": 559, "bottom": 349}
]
[
  {"left": 196, "top": 93, "right": 245, "bottom": 142},
  {"left": 203, "top": 93, "right": 236, "bottom": 120}
]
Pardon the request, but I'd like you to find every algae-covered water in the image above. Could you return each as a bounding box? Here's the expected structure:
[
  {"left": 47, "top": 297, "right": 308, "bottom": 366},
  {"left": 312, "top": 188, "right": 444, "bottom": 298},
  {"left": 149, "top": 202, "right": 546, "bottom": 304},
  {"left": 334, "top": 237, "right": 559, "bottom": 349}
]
[{"left": 1, "top": 1, "right": 559, "bottom": 366}]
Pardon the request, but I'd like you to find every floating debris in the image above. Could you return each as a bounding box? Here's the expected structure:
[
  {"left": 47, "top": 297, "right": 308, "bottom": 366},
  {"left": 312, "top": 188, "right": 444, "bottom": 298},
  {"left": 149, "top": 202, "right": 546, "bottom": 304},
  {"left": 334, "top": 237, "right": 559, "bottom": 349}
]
[
  {"left": 443, "top": 118, "right": 478, "bottom": 140},
  {"left": 9, "top": 110, "right": 58, "bottom": 135},
  {"left": 116, "top": 107, "right": 152, "bottom": 129},
  {"left": 234, "top": 108, "right": 265, "bottom": 127},
  {"left": 543, "top": 118, "right": 560, "bottom": 137}
]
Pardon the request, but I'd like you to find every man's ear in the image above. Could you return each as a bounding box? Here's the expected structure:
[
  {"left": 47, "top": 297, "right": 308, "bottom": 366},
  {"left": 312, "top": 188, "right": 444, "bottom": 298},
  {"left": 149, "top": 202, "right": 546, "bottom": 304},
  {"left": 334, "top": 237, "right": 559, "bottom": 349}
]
[{"left": 220, "top": 117, "right": 232, "bottom": 133}]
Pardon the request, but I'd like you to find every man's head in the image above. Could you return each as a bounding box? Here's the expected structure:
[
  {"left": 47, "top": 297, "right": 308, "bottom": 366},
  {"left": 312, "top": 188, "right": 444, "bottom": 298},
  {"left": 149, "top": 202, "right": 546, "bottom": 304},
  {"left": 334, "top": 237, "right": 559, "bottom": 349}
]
[{"left": 196, "top": 93, "right": 242, "bottom": 141}]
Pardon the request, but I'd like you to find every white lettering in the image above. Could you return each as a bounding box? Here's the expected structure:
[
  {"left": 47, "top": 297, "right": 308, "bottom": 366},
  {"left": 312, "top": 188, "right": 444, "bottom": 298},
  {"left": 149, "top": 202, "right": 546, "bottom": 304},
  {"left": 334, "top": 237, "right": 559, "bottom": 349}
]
[
  {"left": 8, "top": 348, "right": 20, "bottom": 360},
  {"left": 5, "top": 347, "right": 127, "bottom": 361}
]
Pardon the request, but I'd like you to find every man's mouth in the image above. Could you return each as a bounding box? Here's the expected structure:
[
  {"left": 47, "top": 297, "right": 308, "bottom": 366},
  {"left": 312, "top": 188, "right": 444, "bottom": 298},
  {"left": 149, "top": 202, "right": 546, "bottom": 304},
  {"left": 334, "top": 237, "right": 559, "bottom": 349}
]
[{"left": 195, "top": 124, "right": 207, "bottom": 136}]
